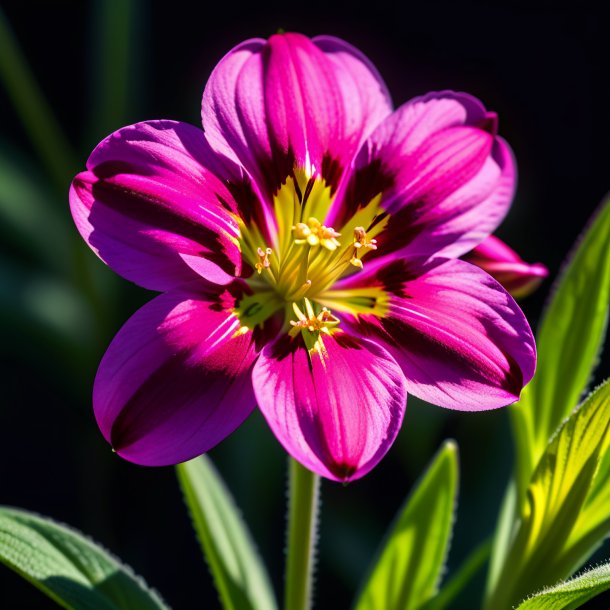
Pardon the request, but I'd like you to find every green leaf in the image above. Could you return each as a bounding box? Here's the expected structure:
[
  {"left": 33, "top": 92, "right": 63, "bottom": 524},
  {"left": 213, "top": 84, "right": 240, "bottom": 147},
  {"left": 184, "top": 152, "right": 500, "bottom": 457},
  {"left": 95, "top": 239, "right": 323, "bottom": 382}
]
[
  {"left": 423, "top": 538, "right": 491, "bottom": 610},
  {"left": 0, "top": 8, "right": 77, "bottom": 188},
  {"left": 0, "top": 506, "right": 168, "bottom": 610},
  {"left": 511, "top": 197, "right": 610, "bottom": 497},
  {"left": 176, "top": 456, "right": 278, "bottom": 610},
  {"left": 353, "top": 440, "right": 459, "bottom": 610},
  {"left": 540, "top": 409, "right": 610, "bottom": 582},
  {"left": 90, "top": 0, "right": 140, "bottom": 137},
  {"left": 0, "top": 144, "right": 73, "bottom": 274},
  {"left": 516, "top": 562, "right": 610, "bottom": 610},
  {"left": 0, "top": 258, "right": 94, "bottom": 349},
  {"left": 485, "top": 381, "right": 610, "bottom": 610}
]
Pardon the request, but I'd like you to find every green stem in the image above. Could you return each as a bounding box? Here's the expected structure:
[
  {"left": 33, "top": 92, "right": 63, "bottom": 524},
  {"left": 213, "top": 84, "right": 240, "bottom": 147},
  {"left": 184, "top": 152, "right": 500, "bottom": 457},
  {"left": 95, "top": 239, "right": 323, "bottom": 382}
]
[
  {"left": 284, "top": 458, "right": 320, "bottom": 610},
  {"left": 0, "top": 7, "right": 77, "bottom": 189}
]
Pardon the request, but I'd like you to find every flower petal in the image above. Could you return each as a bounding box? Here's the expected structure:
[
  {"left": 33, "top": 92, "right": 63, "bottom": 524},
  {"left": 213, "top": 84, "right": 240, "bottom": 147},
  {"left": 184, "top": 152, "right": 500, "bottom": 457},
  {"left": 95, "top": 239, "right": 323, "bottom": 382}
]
[
  {"left": 331, "top": 92, "right": 514, "bottom": 261},
  {"left": 463, "top": 235, "right": 548, "bottom": 298},
  {"left": 94, "top": 284, "right": 258, "bottom": 466},
  {"left": 252, "top": 332, "right": 406, "bottom": 481},
  {"left": 202, "top": 33, "right": 392, "bottom": 197},
  {"left": 334, "top": 257, "right": 535, "bottom": 410},
  {"left": 70, "top": 120, "right": 243, "bottom": 291}
]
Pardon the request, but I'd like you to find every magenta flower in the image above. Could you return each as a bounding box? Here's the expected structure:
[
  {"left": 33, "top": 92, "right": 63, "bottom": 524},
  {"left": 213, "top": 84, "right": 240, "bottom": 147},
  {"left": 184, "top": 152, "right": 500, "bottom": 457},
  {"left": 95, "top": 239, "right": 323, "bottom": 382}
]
[
  {"left": 464, "top": 235, "right": 549, "bottom": 298},
  {"left": 70, "top": 33, "right": 536, "bottom": 481}
]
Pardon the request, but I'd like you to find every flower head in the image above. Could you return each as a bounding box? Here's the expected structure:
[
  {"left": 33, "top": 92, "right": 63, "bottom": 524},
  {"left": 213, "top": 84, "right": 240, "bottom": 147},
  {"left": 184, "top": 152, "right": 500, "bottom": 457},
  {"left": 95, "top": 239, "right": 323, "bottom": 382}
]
[{"left": 70, "top": 33, "right": 536, "bottom": 481}]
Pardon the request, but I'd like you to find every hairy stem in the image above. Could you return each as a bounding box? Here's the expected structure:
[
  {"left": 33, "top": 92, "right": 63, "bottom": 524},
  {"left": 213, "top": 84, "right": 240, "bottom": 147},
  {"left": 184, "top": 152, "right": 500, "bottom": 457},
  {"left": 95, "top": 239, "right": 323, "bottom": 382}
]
[{"left": 284, "top": 458, "right": 320, "bottom": 610}]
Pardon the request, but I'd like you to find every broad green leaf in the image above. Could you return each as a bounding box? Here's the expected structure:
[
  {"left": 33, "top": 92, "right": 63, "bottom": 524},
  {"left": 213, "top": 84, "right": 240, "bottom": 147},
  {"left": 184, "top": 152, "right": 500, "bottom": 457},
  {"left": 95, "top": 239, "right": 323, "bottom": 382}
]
[
  {"left": 516, "top": 562, "right": 610, "bottom": 610},
  {"left": 511, "top": 197, "right": 610, "bottom": 497},
  {"left": 353, "top": 440, "right": 458, "bottom": 610},
  {"left": 485, "top": 381, "right": 610, "bottom": 610},
  {"left": 0, "top": 506, "right": 168, "bottom": 610},
  {"left": 176, "top": 456, "right": 277, "bottom": 610}
]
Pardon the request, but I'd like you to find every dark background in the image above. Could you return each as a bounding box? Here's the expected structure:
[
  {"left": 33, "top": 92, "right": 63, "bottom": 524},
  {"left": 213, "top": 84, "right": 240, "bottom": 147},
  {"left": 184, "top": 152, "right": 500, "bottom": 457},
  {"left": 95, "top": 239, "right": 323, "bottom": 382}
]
[{"left": 1, "top": 1, "right": 609, "bottom": 608}]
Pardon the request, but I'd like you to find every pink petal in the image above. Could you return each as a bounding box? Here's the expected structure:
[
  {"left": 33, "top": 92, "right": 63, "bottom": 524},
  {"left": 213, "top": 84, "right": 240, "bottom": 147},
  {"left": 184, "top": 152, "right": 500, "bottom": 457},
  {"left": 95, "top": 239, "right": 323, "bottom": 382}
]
[
  {"left": 331, "top": 92, "right": 514, "bottom": 261},
  {"left": 336, "top": 257, "right": 535, "bottom": 410},
  {"left": 464, "top": 235, "right": 548, "bottom": 298},
  {"left": 70, "top": 120, "right": 243, "bottom": 291},
  {"left": 94, "top": 284, "right": 258, "bottom": 466},
  {"left": 252, "top": 332, "right": 406, "bottom": 481},
  {"left": 202, "top": 33, "right": 392, "bottom": 197}
]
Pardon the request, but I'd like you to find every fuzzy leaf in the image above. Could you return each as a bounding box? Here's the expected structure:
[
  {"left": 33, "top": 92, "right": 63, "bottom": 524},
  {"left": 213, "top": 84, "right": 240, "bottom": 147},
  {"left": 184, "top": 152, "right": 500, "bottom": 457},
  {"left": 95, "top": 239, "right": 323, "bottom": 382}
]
[
  {"left": 0, "top": 506, "right": 168, "bottom": 610},
  {"left": 353, "top": 441, "right": 458, "bottom": 610},
  {"left": 176, "top": 456, "right": 277, "bottom": 610},
  {"left": 516, "top": 562, "right": 610, "bottom": 609},
  {"left": 485, "top": 381, "right": 610, "bottom": 609},
  {"left": 511, "top": 197, "right": 610, "bottom": 497}
]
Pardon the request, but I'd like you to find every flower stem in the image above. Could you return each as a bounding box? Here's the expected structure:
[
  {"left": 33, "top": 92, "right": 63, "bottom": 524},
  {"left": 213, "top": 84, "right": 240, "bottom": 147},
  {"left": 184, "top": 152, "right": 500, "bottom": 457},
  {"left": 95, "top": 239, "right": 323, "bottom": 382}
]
[{"left": 284, "top": 458, "right": 320, "bottom": 610}]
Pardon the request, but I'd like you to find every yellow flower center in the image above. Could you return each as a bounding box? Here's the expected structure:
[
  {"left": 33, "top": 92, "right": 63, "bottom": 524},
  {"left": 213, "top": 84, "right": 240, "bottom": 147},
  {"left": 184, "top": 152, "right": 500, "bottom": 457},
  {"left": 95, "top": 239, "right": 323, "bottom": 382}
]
[{"left": 234, "top": 169, "right": 388, "bottom": 340}]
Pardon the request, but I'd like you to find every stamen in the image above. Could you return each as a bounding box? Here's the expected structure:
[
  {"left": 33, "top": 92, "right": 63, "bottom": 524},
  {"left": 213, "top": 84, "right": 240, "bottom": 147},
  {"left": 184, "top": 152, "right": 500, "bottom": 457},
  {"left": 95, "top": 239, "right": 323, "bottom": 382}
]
[
  {"left": 289, "top": 298, "right": 340, "bottom": 337},
  {"left": 285, "top": 279, "right": 312, "bottom": 301},
  {"left": 292, "top": 217, "right": 341, "bottom": 251},
  {"left": 350, "top": 226, "right": 377, "bottom": 268},
  {"left": 255, "top": 247, "right": 272, "bottom": 274}
]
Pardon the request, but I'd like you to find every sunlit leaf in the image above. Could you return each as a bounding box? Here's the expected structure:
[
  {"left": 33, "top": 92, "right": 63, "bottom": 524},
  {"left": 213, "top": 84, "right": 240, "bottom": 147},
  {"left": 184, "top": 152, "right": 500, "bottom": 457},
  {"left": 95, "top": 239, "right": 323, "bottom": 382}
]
[
  {"left": 485, "top": 381, "right": 610, "bottom": 609},
  {"left": 353, "top": 441, "right": 458, "bottom": 610},
  {"left": 516, "top": 562, "right": 610, "bottom": 610},
  {"left": 542, "top": 413, "right": 610, "bottom": 581},
  {"left": 0, "top": 506, "right": 168, "bottom": 610},
  {"left": 176, "top": 456, "right": 278, "bottom": 610},
  {"left": 511, "top": 196, "right": 610, "bottom": 497}
]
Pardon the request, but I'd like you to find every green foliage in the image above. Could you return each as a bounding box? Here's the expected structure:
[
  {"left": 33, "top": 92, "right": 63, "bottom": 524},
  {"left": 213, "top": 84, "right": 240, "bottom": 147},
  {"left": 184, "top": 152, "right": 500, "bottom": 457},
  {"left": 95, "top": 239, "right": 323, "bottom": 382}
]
[
  {"left": 423, "top": 539, "right": 491, "bottom": 610},
  {"left": 516, "top": 563, "right": 610, "bottom": 610},
  {"left": 353, "top": 441, "right": 458, "bottom": 610},
  {"left": 176, "top": 456, "right": 278, "bottom": 610},
  {"left": 511, "top": 197, "right": 610, "bottom": 499},
  {"left": 485, "top": 382, "right": 610, "bottom": 609},
  {"left": 0, "top": 506, "right": 168, "bottom": 610}
]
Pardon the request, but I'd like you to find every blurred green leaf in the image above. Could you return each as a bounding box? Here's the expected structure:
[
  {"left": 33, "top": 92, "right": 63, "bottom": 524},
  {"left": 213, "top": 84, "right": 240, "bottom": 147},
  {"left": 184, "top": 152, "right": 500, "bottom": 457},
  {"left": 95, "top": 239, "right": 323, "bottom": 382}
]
[
  {"left": 176, "top": 455, "right": 278, "bottom": 610},
  {"left": 516, "top": 563, "right": 610, "bottom": 610},
  {"left": 0, "top": 506, "right": 168, "bottom": 610},
  {"left": 511, "top": 197, "right": 610, "bottom": 498},
  {"left": 353, "top": 441, "right": 458, "bottom": 610},
  {"left": 90, "top": 0, "right": 140, "bottom": 137},
  {"left": 0, "top": 144, "right": 73, "bottom": 273},
  {"left": 0, "top": 7, "right": 77, "bottom": 189},
  {"left": 0, "top": 258, "right": 94, "bottom": 349},
  {"left": 485, "top": 381, "right": 610, "bottom": 609}
]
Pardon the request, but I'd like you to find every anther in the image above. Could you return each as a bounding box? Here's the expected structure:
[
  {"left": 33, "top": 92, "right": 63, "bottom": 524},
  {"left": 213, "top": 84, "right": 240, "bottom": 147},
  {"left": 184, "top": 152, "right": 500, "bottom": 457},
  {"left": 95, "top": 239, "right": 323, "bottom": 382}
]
[
  {"left": 255, "top": 247, "right": 272, "bottom": 274},
  {"left": 351, "top": 226, "right": 377, "bottom": 268},
  {"left": 289, "top": 298, "right": 340, "bottom": 337},
  {"left": 292, "top": 217, "right": 341, "bottom": 251}
]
